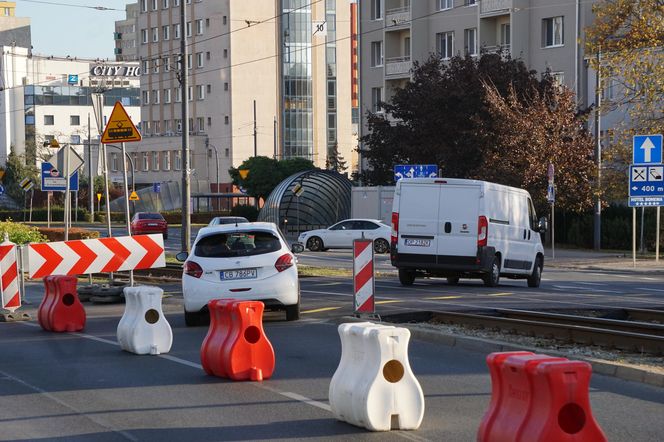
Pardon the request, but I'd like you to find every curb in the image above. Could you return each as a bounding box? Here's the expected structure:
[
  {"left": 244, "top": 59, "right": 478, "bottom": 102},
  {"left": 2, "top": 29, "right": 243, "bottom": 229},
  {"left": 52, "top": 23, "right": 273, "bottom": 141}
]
[{"left": 332, "top": 316, "right": 664, "bottom": 389}]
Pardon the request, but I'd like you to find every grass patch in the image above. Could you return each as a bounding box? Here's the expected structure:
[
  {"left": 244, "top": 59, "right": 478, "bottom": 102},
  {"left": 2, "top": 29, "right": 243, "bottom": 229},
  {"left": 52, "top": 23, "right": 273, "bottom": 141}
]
[{"left": 297, "top": 265, "right": 352, "bottom": 278}]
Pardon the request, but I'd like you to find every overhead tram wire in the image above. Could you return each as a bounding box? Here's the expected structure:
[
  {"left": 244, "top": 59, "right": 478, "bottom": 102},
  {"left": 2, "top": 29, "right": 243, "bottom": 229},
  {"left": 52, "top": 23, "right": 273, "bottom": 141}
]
[{"left": 16, "top": 0, "right": 122, "bottom": 11}]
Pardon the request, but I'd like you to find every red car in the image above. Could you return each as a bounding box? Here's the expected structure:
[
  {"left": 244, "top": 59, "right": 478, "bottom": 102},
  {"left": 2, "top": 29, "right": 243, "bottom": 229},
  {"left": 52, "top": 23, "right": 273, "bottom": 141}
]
[{"left": 131, "top": 212, "right": 168, "bottom": 239}]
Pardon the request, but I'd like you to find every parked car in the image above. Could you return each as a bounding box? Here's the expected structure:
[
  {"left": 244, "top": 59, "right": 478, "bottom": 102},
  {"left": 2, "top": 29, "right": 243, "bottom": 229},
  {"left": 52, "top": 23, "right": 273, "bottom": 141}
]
[
  {"left": 297, "top": 219, "right": 391, "bottom": 254},
  {"left": 130, "top": 212, "right": 168, "bottom": 239},
  {"left": 391, "top": 178, "right": 547, "bottom": 287},
  {"left": 208, "top": 216, "right": 249, "bottom": 226},
  {"left": 177, "top": 222, "right": 304, "bottom": 326}
]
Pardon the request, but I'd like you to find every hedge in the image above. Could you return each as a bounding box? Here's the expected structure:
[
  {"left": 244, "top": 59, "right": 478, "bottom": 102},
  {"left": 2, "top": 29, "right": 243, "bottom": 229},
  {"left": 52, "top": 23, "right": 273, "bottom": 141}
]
[
  {"left": 37, "top": 227, "right": 100, "bottom": 242},
  {"left": 0, "top": 207, "right": 90, "bottom": 222}
]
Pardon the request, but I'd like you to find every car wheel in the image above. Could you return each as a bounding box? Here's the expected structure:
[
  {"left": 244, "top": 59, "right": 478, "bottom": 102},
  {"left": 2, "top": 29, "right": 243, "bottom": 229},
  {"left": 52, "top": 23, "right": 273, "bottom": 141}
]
[
  {"left": 527, "top": 256, "right": 543, "bottom": 288},
  {"left": 398, "top": 269, "right": 416, "bottom": 286},
  {"left": 285, "top": 303, "right": 300, "bottom": 321},
  {"left": 184, "top": 309, "right": 209, "bottom": 327},
  {"left": 163, "top": 233, "right": 168, "bottom": 240},
  {"left": 307, "top": 236, "right": 324, "bottom": 252},
  {"left": 483, "top": 256, "right": 501, "bottom": 287},
  {"left": 447, "top": 276, "right": 460, "bottom": 285},
  {"left": 374, "top": 238, "right": 389, "bottom": 254}
]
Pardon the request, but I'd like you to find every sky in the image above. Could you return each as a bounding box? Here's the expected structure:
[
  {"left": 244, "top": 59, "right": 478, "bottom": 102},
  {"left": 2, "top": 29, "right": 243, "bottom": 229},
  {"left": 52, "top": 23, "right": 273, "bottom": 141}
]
[{"left": 14, "top": 0, "right": 132, "bottom": 59}]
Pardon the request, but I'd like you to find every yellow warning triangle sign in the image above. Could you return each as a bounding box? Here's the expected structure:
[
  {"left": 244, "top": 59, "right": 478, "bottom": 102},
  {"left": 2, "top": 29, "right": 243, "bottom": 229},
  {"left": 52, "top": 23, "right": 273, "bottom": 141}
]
[
  {"left": 129, "top": 191, "right": 140, "bottom": 201},
  {"left": 101, "top": 101, "right": 142, "bottom": 144}
]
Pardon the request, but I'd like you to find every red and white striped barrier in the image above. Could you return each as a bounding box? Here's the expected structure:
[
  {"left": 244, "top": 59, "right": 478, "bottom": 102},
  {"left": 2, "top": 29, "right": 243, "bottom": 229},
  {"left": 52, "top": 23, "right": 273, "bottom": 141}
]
[
  {"left": 0, "top": 239, "right": 21, "bottom": 312},
  {"left": 28, "top": 234, "right": 166, "bottom": 278},
  {"left": 353, "top": 238, "right": 375, "bottom": 314}
]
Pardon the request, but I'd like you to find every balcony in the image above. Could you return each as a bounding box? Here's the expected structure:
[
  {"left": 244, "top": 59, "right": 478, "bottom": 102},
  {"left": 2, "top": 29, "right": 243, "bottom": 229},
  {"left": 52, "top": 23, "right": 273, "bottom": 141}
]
[
  {"left": 386, "top": 5, "right": 410, "bottom": 28},
  {"left": 480, "top": 0, "right": 512, "bottom": 16},
  {"left": 483, "top": 45, "right": 510, "bottom": 56},
  {"left": 385, "top": 56, "right": 411, "bottom": 77}
]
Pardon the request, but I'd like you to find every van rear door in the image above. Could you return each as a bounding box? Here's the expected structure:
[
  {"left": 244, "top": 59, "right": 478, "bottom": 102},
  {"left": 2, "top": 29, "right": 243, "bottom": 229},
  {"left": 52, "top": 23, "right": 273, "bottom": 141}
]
[
  {"left": 397, "top": 182, "right": 439, "bottom": 265},
  {"left": 437, "top": 184, "right": 481, "bottom": 258}
]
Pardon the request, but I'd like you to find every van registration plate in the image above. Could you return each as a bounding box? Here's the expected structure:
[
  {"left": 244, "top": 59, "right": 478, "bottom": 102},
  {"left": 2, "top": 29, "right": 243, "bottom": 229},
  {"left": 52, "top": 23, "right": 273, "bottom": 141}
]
[
  {"left": 220, "top": 268, "right": 257, "bottom": 280},
  {"left": 405, "top": 239, "right": 430, "bottom": 247}
]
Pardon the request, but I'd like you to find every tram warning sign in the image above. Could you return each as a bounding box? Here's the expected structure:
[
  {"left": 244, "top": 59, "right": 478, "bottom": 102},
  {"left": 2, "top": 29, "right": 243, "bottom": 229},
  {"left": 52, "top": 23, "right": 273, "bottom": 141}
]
[{"left": 101, "top": 101, "right": 142, "bottom": 143}]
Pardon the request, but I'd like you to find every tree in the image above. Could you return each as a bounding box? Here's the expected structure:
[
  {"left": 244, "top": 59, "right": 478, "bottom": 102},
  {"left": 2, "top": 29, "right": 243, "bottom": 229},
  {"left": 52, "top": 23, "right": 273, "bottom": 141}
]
[
  {"left": 584, "top": 0, "right": 664, "bottom": 200},
  {"left": 229, "top": 156, "right": 316, "bottom": 202},
  {"left": 359, "top": 53, "right": 553, "bottom": 185},
  {"left": 1, "top": 148, "right": 39, "bottom": 204},
  {"left": 326, "top": 143, "right": 348, "bottom": 173}
]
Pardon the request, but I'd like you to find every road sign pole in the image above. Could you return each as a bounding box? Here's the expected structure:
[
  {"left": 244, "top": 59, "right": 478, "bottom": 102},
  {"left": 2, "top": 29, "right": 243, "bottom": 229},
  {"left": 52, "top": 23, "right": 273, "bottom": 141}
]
[
  {"left": 64, "top": 143, "right": 70, "bottom": 241},
  {"left": 633, "top": 207, "right": 636, "bottom": 267},
  {"left": 551, "top": 202, "right": 555, "bottom": 260},
  {"left": 657, "top": 206, "right": 661, "bottom": 263},
  {"left": 29, "top": 189, "right": 33, "bottom": 222},
  {"left": 47, "top": 192, "right": 51, "bottom": 228},
  {"left": 121, "top": 142, "right": 134, "bottom": 287}
]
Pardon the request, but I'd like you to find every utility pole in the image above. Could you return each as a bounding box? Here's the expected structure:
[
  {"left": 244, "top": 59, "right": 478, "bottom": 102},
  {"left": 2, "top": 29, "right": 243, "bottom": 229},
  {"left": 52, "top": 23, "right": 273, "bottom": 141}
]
[
  {"left": 593, "top": 49, "right": 602, "bottom": 250},
  {"left": 253, "top": 100, "right": 257, "bottom": 158},
  {"left": 180, "top": 0, "right": 191, "bottom": 252},
  {"left": 87, "top": 113, "right": 94, "bottom": 222},
  {"left": 273, "top": 116, "right": 277, "bottom": 159}
]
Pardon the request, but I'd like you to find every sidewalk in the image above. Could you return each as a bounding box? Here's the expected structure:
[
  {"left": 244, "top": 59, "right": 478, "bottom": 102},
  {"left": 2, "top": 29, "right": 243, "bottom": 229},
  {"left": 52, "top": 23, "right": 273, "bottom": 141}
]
[{"left": 544, "top": 247, "right": 664, "bottom": 274}]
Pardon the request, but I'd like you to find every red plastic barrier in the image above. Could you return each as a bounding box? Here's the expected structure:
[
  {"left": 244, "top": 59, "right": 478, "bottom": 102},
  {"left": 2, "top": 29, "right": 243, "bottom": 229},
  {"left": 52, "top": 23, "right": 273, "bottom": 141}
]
[
  {"left": 478, "top": 352, "right": 607, "bottom": 442},
  {"left": 200, "top": 300, "right": 275, "bottom": 381},
  {"left": 37, "top": 275, "right": 86, "bottom": 332}
]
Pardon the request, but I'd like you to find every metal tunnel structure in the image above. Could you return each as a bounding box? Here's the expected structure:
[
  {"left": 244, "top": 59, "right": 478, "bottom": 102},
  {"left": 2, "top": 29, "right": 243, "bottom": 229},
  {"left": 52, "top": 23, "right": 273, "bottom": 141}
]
[{"left": 258, "top": 169, "right": 352, "bottom": 237}]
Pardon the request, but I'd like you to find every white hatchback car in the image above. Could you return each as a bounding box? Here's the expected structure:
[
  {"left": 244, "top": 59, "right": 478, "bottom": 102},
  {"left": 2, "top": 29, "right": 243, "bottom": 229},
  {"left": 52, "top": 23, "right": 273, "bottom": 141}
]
[
  {"left": 177, "top": 222, "right": 303, "bottom": 326},
  {"left": 297, "top": 219, "right": 391, "bottom": 253}
]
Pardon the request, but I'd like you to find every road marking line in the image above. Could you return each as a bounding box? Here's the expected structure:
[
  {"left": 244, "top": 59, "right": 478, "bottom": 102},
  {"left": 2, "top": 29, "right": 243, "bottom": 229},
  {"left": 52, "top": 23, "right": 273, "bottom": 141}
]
[
  {"left": 375, "top": 300, "right": 404, "bottom": 305},
  {"left": 577, "top": 282, "right": 604, "bottom": 286},
  {"left": 424, "top": 296, "right": 462, "bottom": 300},
  {"left": 488, "top": 292, "right": 513, "bottom": 297},
  {"left": 640, "top": 277, "right": 661, "bottom": 281},
  {"left": 302, "top": 306, "right": 343, "bottom": 314},
  {"left": 637, "top": 287, "right": 664, "bottom": 292}
]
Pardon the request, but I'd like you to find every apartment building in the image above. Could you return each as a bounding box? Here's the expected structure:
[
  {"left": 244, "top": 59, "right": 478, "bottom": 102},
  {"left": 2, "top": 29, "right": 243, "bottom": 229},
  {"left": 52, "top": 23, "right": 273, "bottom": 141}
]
[
  {"left": 359, "top": 0, "right": 602, "bottom": 136},
  {"left": 0, "top": 1, "right": 31, "bottom": 48},
  {"left": 121, "top": 0, "right": 358, "bottom": 196},
  {"left": 114, "top": 2, "right": 139, "bottom": 62},
  {"left": 0, "top": 45, "right": 140, "bottom": 167}
]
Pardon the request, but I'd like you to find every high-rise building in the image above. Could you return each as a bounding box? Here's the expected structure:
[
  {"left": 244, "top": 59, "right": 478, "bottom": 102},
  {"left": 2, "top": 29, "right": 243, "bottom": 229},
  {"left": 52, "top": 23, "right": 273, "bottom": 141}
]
[
  {"left": 0, "top": 1, "right": 30, "bottom": 48},
  {"left": 114, "top": 2, "right": 139, "bottom": 62},
  {"left": 121, "top": 0, "right": 358, "bottom": 198}
]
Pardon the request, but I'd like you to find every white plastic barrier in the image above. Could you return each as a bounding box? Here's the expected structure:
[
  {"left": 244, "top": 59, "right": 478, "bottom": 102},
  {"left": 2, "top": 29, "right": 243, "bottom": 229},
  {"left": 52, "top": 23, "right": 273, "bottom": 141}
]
[
  {"left": 329, "top": 322, "right": 425, "bottom": 431},
  {"left": 117, "top": 286, "right": 173, "bottom": 355}
]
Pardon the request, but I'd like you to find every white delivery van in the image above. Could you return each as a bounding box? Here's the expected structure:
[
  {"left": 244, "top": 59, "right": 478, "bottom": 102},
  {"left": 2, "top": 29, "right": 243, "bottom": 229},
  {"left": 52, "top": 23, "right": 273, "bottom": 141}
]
[{"left": 390, "top": 178, "right": 547, "bottom": 287}]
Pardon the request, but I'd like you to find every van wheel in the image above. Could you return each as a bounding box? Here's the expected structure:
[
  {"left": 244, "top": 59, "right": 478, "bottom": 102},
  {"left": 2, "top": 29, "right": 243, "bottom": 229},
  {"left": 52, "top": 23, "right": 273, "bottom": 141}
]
[
  {"left": 398, "top": 269, "right": 416, "bottom": 286},
  {"left": 447, "top": 276, "right": 460, "bottom": 285},
  {"left": 307, "top": 236, "right": 324, "bottom": 252},
  {"left": 483, "top": 256, "right": 501, "bottom": 287},
  {"left": 285, "top": 303, "right": 300, "bottom": 321},
  {"left": 527, "top": 256, "right": 543, "bottom": 288},
  {"left": 374, "top": 238, "right": 389, "bottom": 254}
]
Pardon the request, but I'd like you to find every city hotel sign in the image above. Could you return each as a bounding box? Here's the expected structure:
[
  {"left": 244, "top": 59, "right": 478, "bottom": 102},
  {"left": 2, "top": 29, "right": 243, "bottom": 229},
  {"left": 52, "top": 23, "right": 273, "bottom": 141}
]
[{"left": 90, "top": 64, "right": 141, "bottom": 77}]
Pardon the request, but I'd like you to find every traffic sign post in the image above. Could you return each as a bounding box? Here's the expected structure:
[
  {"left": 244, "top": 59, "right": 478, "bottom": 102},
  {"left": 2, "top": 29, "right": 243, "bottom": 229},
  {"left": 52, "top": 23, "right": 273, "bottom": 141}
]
[
  {"left": 547, "top": 162, "right": 555, "bottom": 260},
  {"left": 394, "top": 164, "right": 438, "bottom": 181}
]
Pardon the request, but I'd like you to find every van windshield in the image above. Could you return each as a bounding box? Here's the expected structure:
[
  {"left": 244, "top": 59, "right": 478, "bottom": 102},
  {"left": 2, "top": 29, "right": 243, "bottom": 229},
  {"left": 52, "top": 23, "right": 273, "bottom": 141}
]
[{"left": 194, "top": 231, "right": 281, "bottom": 258}]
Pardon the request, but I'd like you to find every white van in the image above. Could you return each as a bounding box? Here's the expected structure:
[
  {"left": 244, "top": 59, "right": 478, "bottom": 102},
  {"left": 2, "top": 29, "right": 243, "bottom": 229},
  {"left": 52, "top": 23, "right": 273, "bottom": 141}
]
[{"left": 390, "top": 178, "right": 547, "bottom": 287}]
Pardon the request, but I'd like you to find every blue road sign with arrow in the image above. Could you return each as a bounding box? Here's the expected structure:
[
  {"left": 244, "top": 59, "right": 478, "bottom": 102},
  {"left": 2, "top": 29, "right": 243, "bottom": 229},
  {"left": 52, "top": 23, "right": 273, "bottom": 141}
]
[
  {"left": 633, "top": 134, "right": 663, "bottom": 165},
  {"left": 394, "top": 164, "right": 438, "bottom": 181},
  {"left": 629, "top": 164, "right": 664, "bottom": 207}
]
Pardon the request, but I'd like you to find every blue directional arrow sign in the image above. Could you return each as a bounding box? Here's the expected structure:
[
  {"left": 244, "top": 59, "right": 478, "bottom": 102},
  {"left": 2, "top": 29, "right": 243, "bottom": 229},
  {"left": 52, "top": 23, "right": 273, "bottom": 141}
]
[
  {"left": 394, "top": 164, "right": 438, "bottom": 181},
  {"left": 633, "top": 134, "right": 663, "bottom": 165},
  {"left": 41, "top": 163, "right": 79, "bottom": 192},
  {"left": 629, "top": 164, "right": 664, "bottom": 207}
]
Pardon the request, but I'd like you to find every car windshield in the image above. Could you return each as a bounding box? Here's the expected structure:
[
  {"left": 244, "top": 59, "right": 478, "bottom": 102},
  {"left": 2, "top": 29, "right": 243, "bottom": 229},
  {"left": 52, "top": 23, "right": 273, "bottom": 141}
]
[
  {"left": 212, "top": 217, "right": 248, "bottom": 225},
  {"left": 194, "top": 231, "right": 281, "bottom": 257},
  {"left": 138, "top": 213, "right": 164, "bottom": 220}
]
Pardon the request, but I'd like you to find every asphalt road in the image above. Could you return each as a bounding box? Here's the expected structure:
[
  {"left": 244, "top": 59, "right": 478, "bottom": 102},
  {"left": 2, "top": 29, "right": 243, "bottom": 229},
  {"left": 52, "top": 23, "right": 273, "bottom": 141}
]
[{"left": 1, "top": 268, "right": 663, "bottom": 441}]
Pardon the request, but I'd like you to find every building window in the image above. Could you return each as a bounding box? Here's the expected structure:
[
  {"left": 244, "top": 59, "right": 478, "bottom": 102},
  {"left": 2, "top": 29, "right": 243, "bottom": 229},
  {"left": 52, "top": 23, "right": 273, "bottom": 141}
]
[
  {"left": 543, "top": 16, "right": 564, "bottom": 47},
  {"left": 371, "top": 87, "right": 382, "bottom": 113},
  {"left": 141, "top": 0, "right": 147, "bottom": 12},
  {"left": 224, "top": 82, "right": 228, "bottom": 91},
  {"left": 464, "top": 0, "right": 476, "bottom": 5},
  {"left": 207, "top": 117, "right": 212, "bottom": 127},
  {"left": 186, "top": 21, "right": 192, "bottom": 37},
  {"left": 71, "top": 135, "right": 81, "bottom": 144},
  {"left": 464, "top": 28, "right": 477, "bottom": 55},
  {"left": 207, "top": 84, "right": 212, "bottom": 93},
  {"left": 162, "top": 25, "right": 170, "bottom": 40},
  {"left": 436, "top": 31, "right": 454, "bottom": 59},
  {"left": 196, "top": 19, "right": 204, "bottom": 35},
  {"left": 163, "top": 120, "right": 171, "bottom": 133},
  {"left": 196, "top": 84, "right": 205, "bottom": 100},
  {"left": 141, "top": 29, "right": 148, "bottom": 44},
  {"left": 223, "top": 49, "right": 228, "bottom": 58},
  {"left": 174, "top": 23, "right": 180, "bottom": 39},
  {"left": 175, "top": 119, "right": 182, "bottom": 132},
  {"left": 197, "top": 117, "right": 205, "bottom": 132},
  {"left": 174, "top": 0, "right": 180, "bottom": 6},
  {"left": 371, "top": 41, "right": 383, "bottom": 67},
  {"left": 162, "top": 0, "right": 169, "bottom": 8},
  {"left": 70, "top": 115, "right": 80, "bottom": 126},
  {"left": 164, "top": 88, "right": 171, "bottom": 103},
  {"left": 188, "top": 86, "right": 193, "bottom": 101},
  {"left": 174, "top": 150, "right": 182, "bottom": 170},
  {"left": 175, "top": 87, "right": 182, "bottom": 102},
  {"left": 152, "top": 151, "right": 159, "bottom": 171},
  {"left": 152, "top": 27, "right": 158, "bottom": 42},
  {"left": 151, "top": 0, "right": 157, "bottom": 10},
  {"left": 111, "top": 152, "right": 118, "bottom": 172},
  {"left": 162, "top": 151, "right": 171, "bottom": 170},
  {"left": 44, "top": 115, "right": 54, "bottom": 125},
  {"left": 224, "top": 116, "right": 229, "bottom": 125},
  {"left": 438, "top": 0, "right": 452, "bottom": 10},
  {"left": 152, "top": 89, "right": 160, "bottom": 104},
  {"left": 371, "top": 0, "right": 382, "bottom": 20},
  {"left": 551, "top": 71, "right": 565, "bottom": 89},
  {"left": 142, "top": 60, "right": 149, "bottom": 73},
  {"left": 196, "top": 52, "right": 204, "bottom": 68},
  {"left": 500, "top": 23, "right": 511, "bottom": 47},
  {"left": 142, "top": 90, "right": 150, "bottom": 105},
  {"left": 153, "top": 120, "right": 160, "bottom": 134},
  {"left": 223, "top": 15, "right": 227, "bottom": 25},
  {"left": 187, "top": 54, "right": 193, "bottom": 69},
  {"left": 142, "top": 152, "right": 149, "bottom": 171}
]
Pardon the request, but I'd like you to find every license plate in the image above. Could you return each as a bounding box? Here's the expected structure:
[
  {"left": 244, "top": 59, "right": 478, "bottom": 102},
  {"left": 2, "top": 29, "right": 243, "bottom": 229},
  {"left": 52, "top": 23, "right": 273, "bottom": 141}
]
[
  {"left": 148, "top": 223, "right": 158, "bottom": 226},
  {"left": 220, "top": 268, "right": 257, "bottom": 281},
  {"left": 405, "top": 239, "right": 431, "bottom": 247}
]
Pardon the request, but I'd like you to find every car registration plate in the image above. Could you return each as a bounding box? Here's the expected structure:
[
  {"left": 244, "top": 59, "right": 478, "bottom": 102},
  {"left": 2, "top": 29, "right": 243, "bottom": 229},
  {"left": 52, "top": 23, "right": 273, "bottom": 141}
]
[
  {"left": 405, "top": 239, "right": 431, "bottom": 247},
  {"left": 148, "top": 223, "right": 158, "bottom": 226},
  {"left": 220, "top": 268, "right": 257, "bottom": 281}
]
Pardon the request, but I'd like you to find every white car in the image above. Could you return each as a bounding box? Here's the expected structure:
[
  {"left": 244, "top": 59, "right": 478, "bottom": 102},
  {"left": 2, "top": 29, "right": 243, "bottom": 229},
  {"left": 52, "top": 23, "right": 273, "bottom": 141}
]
[
  {"left": 177, "top": 222, "right": 303, "bottom": 326},
  {"left": 297, "top": 219, "right": 391, "bottom": 254}
]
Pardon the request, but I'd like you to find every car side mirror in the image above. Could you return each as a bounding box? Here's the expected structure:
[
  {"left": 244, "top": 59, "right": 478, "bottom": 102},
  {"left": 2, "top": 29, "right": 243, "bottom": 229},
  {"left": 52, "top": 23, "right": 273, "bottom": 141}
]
[
  {"left": 291, "top": 243, "right": 305, "bottom": 254},
  {"left": 175, "top": 251, "right": 189, "bottom": 262},
  {"left": 537, "top": 216, "right": 548, "bottom": 233}
]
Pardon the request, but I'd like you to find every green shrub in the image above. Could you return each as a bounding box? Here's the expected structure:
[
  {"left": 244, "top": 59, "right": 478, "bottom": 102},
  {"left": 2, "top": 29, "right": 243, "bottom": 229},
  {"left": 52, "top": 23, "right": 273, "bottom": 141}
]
[
  {"left": 0, "top": 220, "right": 48, "bottom": 244},
  {"left": 0, "top": 207, "right": 89, "bottom": 222},
  {"left": 230, "top": 205, "right": 259, "bottom": 221}
]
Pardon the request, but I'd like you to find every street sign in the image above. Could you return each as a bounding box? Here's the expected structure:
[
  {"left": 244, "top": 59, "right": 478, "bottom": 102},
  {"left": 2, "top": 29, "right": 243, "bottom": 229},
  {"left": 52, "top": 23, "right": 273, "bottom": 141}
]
[
  {"left": 41, "top": 163, "right": 78, "bottom": 191},
  {"left": 629, "top": 164, "right": 664, "bottom": 207},
  {"left": 129, "top": 191, "right": 140, "bottom": 201},
  {"left": 238, "top": 169, "right": 249, "bottom": 179},
  {"left": 97, "top": 193, "right": 102, "bottom": 202},
  {"left": 153, "top": 182, "right": 161, "bottom": 193},
  {"left": 547, "top": 185, "right": 555, "bottom": 203},
  {"left": 293, "top": 183, "right": 304, "bottom": 197},
  {"left": 19, "top": 177, "right": 34, "bottom": 192},
  {"left": 48, "top": 146, "right": 84, "bottom": 178},
  {"left": 67, "top": 74, "right": 79, "bottom": 85},
  {"left": 101, "top": 101, "right": 142, "bottom": 143},
  {"left": 394, "top": 164, "right": 438, "bottom": 181},
  {"left": 633, "top": 134, "right": 663, "bottom": 165}
]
